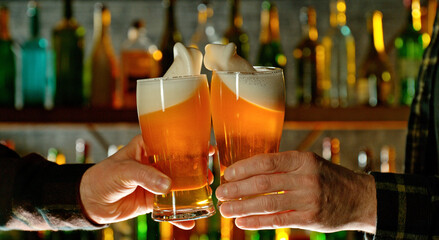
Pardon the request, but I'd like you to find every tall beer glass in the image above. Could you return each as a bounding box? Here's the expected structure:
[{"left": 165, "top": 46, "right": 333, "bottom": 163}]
[
  {"left": 210, "top": 67, "right": 285, "bottom": 186},
  {"left": 137, "top": 74, "right": 215, "bottom": 221}
]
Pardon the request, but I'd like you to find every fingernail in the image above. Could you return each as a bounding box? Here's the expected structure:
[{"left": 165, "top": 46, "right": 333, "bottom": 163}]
[
  {"left": 219, "top": 202, "right": 232, "bottom": 216},
  {"left": 216, "top": 186, "right": 228, "bottom": 198},
  {"left": 225, "top": 167, "right": 236, "bottom": 180},
  {"left": 157, "top": 177, "right": 171, "bottom": 191}
]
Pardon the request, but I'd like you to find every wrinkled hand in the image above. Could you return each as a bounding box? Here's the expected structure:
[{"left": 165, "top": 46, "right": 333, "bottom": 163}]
[
  {"left": 216, "top": 151, "right": 376, "bottom": 233},
  {"left": 80, "top": 135, "right": 203, "bottom": 230}
]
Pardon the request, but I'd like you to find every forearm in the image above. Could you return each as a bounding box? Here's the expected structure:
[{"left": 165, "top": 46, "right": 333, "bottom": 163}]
[{"left": 0, "top": 145, "right": 101, "bottom": 231}]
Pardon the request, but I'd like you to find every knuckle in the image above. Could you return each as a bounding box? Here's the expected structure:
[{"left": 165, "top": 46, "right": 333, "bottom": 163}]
[
  {"left": 272, "top": 214, "right": 287, "bottom": 228},
  {"left": 259, "top": 155, "right": 277, "bottom": 172},
  {"left": 228, "top": 183, "right": 239, "bottom": 196},
  {"left": 255, "top": 175, "right": 272, "bottom": 192},
  {"left": 300, "top": 211, "right": 316, "bottom": 225},
  {"left": 261, "top": 196, "right": 278, "bottom": 213}
]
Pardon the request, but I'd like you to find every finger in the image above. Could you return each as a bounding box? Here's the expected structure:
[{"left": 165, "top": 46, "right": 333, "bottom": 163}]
[
  {"left": 171, "top": 220, "right": 195, "bottom": 230},
  {"left": 216, "top": 173, "right": 296, "bottom": 200},
  {"left": 224, "top": 151, "right": 309, "bottom": 181},
  {"left": 208, "top": 170, "right": 214, "bottom": 185},
  {"left": 219, "top": 191, "right": 314, "bottom": 218},
  {"left": 234, "top": 210, "right": 313, "bottom": 230},
  {"left": 120, "top": 160, "right": 171, "bottom": 194}
]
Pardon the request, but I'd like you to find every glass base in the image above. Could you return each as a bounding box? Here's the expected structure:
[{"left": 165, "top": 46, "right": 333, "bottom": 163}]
[{"left": 152, "top": 204, "right": 216, "bottom": 222}]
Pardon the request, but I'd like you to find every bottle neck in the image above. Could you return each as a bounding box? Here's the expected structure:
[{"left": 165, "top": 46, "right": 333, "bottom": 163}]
[
  {"left": 64, "top": 0, "right": 73, "bottom": 20},
  {"left": 164, "top": 0, "right": 177, "bottom": 32},
  {"left": 259, "top": 2, "right": 280, "bottom": 44},
  {"left": 301, "top": 7, "right": 318, "bottom": 41},
  {"left": 0, "top": 8, "right": 11, "bottom": 40},
  {"left": 229, "top": 0, "right": 242, "bottom": 29},
  {"left": 93, "top": 6, "right": 111, "bottom": 44},
  {"left": 28, "top": 3, "right": 40, "bottom": 38}
]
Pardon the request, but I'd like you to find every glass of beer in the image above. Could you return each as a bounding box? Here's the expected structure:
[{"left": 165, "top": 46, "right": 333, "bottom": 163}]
[
  {"left": 210, "top": 67, "right": 285, "bottom": 188},
  {"left": 137, "top": 74, "right": 215, "bottom": 221}
]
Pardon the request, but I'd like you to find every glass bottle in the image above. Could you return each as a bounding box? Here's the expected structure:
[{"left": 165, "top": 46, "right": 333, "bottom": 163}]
[
  {"left": 223, "top": 0, "right": 249, "bottom": 60},
  {"left": 121, "top": 20, "right": 160, "bottom": 109},
  {"left": 85, "top": 3, "right": 119, "bottom": 108},
  {"left": 394, "top": 0, "right": 425, "bottom": 106},
  {"left": 52, "top": 0, "right": 85, "bottom": 107},
  {"left": 256, "top": 1, "right": 286, "bottom": 69},
  {"left": 358, "top": 11, "right": 395, "bottom": 107},
  {"left": 22, "top": 1, "right": 54, "bottom": 109},
  {"left": 293, "top": 6, "right": 322, "bottom": 106},
  {"left": 189, "top": 0, "right": 220, "bottom": 52},
  {"left": 322, "top": 0, "right": 356, "bottom": 108},
  {"left": 0, "top": 5, "right": 15, "bottom": 107},
  {"left": 159, "top": 0, "right": 183, "bottom": 76}
]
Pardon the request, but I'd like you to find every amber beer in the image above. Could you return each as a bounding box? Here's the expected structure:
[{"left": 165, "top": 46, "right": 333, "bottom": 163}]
[
  {"left": 137, "top": 74, "right": 215, "bottom": 221},
  {"left": 210, "top": 67, "right": 285, "bottom": 185}
]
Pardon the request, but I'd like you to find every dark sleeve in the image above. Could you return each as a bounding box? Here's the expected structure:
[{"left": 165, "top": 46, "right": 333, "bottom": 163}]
[
  {"left": 0, "top": 144, "right": 105, "bottom": 231},
  {"left": 368, "top": 172, "right": 439, "bottom": 240}
]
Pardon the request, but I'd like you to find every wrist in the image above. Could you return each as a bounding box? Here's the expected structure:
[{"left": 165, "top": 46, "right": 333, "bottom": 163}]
[{"left": 350, "top": 173, "right": 377, "bottom": 234}]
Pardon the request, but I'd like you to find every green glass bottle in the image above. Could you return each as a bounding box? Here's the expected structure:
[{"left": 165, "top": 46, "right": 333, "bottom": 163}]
[
  {"left": 256, "top": 1, "right": 286, "bottom": 69},
  {"left": 394, "top": 0, "right": 425, "bottom": 106},
  {"left": 0, "top": 5, "right": 15, "bottom": 107},
  {"left": 159, "top": 0, "right": 183, "bottom": 76},
  {"left": 223, "top": 0, "right": 249, "bottom": 60},
  {"left": 22, "top": 1, "right": 54, "bottom": 108},
  {"left": 52, "top": 0, "right": 85, "bottom": 107}
]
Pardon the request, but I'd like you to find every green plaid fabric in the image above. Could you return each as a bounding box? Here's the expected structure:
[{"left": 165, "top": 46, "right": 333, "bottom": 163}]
[
  {"left": 371, "top": 172, "right": 439, "bottom": 240},
  {"left": 0, "top": 144, "right": 102, "bottom": 230}
]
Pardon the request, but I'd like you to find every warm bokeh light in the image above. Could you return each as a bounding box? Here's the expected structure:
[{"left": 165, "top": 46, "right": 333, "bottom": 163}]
[{"left": 372, "top": 11, "right": 385, "bottom": 53}]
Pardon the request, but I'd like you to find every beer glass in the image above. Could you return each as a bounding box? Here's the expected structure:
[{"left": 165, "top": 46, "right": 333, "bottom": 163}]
[
  {"left": 210, "top": 67, "right": 285, "bottom": 187},
  {"left": 137, "top": 74, "right": 215, "bottom": 221}
]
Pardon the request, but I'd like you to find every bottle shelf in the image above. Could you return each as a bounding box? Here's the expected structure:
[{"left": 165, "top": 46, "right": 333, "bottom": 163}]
[{"left": 0, "top": 106, "right": 410, "bottom": 125}]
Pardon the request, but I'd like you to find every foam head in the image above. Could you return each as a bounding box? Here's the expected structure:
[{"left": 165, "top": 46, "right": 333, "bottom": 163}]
[
  {"left": 164, "top": 42, "right": 203, "bottom": 77},
  {"left": 137, "top": 75, "right": 207, "bottom": 115},
  {"left": 216, "top": 67, "right": 285, "bottom": 111},
  {"left": 204, "top": 43, "right": 255, "bottom": 72}
]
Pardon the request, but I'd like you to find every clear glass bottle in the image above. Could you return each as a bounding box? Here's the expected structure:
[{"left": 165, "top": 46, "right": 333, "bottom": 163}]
[
  {"left": 52, "top": 0, "right": 85, "bottom": 107},
  {"left": 256, "top": 1, "right": 286, "bottom": 69},
  {"left": 121, "top": 20, "right": 161, "bottom": 108},
  {"left": 394, "top": 0, "right": 425, "bottom": 106},
  {"left": 322, "top": 0, "right": 356, "bottom": 108},
  {"left": 85, "top": 3, "right": 119, "bottom": 108},
  {"left": 159, "top": 0, "right": 183, "bottom": 76},
  {"left": 358, "top": 11, "right": 395, "bottom": 107},
  {"left": 223, "top": 0, "right": 249, "bottom": 60},
  {"left": 0, "top": 5, "right": 15, "bottom": 107}
]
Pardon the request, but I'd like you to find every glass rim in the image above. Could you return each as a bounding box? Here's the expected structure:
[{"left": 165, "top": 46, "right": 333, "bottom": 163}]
[
  {"left": 137, "top": 74, "right": 207, "bottom": 84},
  {"left": 212, "top": 66, "right": 283, "bottom": 75}
]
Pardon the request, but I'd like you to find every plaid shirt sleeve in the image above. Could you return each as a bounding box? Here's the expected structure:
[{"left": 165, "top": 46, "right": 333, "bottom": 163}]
[
  {"left": 0, "top": 144, "right": 105, "bottom": 231},
  {"left": 369, "top": 172, "right": 439, "bottom": 240}
]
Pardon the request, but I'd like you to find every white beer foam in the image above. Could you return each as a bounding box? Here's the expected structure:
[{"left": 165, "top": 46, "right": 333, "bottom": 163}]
[
  {"left": 137, "top": 75, "right": 204, "bottom": 115},
  {"left": 217, "top": 68, "right": 284, "bottom": 111},
  {"left": 204, "top": 43, "right": 255, "bottom": 72},
  {"left": 164, "top": 42, "right": 203, "bottom": 77}
]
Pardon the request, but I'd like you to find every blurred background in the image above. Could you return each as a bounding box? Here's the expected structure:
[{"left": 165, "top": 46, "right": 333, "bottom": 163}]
[{"left": 0, "top": 0, "right": 432, "bottom": 239}]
